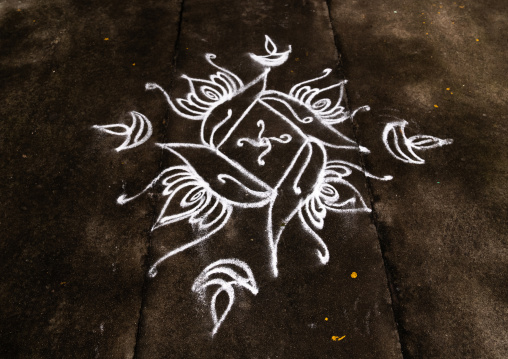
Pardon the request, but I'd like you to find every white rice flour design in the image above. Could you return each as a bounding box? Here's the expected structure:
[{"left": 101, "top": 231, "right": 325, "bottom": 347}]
[
  {"left": 94, "top": 36, "right": 452, "bottom": 336},
  {"left": 192, "top": 259, "right": 258, "bottom": 336},
  {"left": 383, "top": 120, "right": 453, "bottom": 164},
  {"left": 93, "top": 111, "right": 153, "bottom": 151},
  {"left": 237, "top": 120, "right": 292, "bottom": 166}
]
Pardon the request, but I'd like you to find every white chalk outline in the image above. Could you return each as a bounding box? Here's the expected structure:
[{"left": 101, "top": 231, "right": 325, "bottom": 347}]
[
  {"left": 93, "top": 111, "right": 153, "bottom": 151},
  {"left": 114, "top": 36, "right": 391, "bottom": 278},
  {"left": 237, "top": 119, "right": 292, "bottom": 166},
  {"left": 95, "top": 35, "right": 453, "bottom": 336},
  {"left": 383, "top": 120, "right": 453, "bottom": 164},
  {"left": 192, "top": 259, "right": 258, "bottom": 336}
]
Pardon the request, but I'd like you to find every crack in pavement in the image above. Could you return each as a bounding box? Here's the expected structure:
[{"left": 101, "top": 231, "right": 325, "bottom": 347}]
[
  {"left": 324, "top": 0, "right": 408, "bottom": 357},
  {"left": 132, "top": 0, "right": 186, "bottom": 357}
]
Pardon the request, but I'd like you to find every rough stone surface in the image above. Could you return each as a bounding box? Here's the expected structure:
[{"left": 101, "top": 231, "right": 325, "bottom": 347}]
[
  {"left": 330, "top": 0, "right": 508, "bottom": 357},
  {"left": 0, "top": 0, "right": 181, "bottom": 357},
  {"left": 134, "top": 1, "right": 400, "bottom": 358},
  {"left": 2, "top": 0, "right": 506, "bottom": 358}
]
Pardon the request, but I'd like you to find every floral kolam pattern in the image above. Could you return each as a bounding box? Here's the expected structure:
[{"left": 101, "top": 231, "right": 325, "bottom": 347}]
[{"left": 94, "top": 36, "right": 453, "bottom": 336}]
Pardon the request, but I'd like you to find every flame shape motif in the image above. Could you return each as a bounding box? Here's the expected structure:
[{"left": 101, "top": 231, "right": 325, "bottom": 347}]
[
  {"left": 288, "top": 69, "right": 370, "bottom": 124},
  {"left": 249, "top": 35, "right": 292, "bottom": 67},
  {"left": 383, "top": 120, "right": 454, "bottom": 164},
  {"left": 192, "top": 259, "right": 258, "bottom": 336},
  {"left": 92, "top": 111, "right": 152, "bottom": 151}
]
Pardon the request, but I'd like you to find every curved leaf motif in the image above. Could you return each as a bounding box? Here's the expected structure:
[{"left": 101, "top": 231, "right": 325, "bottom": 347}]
[
  {"left": 192, "top": 259, "right": 258, "bottom": 336},
  {"left": 383, "top": 120, "right": 454, "bottom": 164},
  {"left": 258, "top": 94, "right": 369, "bottom": 153},
  {"left": 156, "top": 143, "right": 273, "bottom": 206},
  {"left": 93, "top": 111, "right": 152, "bottom": 151}
]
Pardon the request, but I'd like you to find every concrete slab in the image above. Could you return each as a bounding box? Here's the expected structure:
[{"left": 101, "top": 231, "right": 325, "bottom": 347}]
[
  {"left": 0, "top": 0, "right": 181, "bottom": 357},
  {"left": 7, "top": 0, "right": 504, "bottom": 357},
  {"left": 131, "top": 0, "right": 401, "bottom": 358},
  {"left": 330, "top": 0, "right": 508, "bottom": 357}
]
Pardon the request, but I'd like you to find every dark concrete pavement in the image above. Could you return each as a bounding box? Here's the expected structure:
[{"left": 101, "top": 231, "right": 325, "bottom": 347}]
[
  {"left": 1, "top": 0, "right": 506, "bottom": 358},
  {"left": 133, "top": 1, "right": 400, "bottom": 358},
  {"left": 330, "top": 1, "right": 508, "bottom": 357},
  {"left": 1, "top": 0, "right": 181, "bottom": 357}
]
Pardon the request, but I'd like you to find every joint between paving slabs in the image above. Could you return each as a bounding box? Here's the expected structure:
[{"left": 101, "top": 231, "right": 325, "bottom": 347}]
[
  {"left": 324, "top": 0, "right": 409, "bottom": 358},
  {"left": 132, "top": 0, "right": 186, "bottom": 357}
]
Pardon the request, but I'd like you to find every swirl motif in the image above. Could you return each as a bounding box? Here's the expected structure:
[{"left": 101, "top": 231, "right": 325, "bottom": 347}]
[
  {"left": 289, "top": 69, "right": 370, "bottom": 124},
  {"left": 237, "top": 120, "right": 292, "bottom": 166},
  {"left": 146, "top": 54, "right": 244, "bottom": 120}
]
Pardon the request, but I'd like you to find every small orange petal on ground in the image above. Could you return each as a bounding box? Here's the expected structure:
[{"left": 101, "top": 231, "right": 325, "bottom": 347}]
[{"left": 332, "top": 336, "right": 346, "bottom": 341}]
